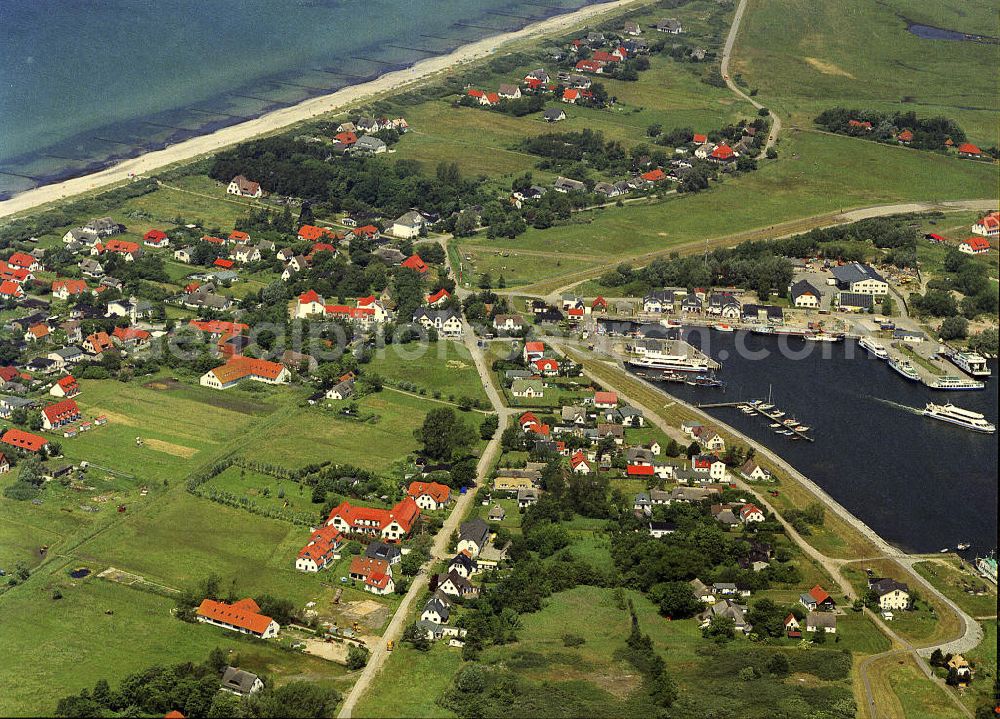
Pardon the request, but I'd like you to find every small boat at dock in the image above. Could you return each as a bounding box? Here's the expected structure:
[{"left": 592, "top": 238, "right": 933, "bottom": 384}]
[
  {"left": 889, "top": 357, "right": 921, "bottom": 381},
  {"left": 859, "top": 336, "right": 889, "bottom": 359}
]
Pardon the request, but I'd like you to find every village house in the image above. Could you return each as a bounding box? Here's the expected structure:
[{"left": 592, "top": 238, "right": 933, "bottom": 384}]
[
  {"left": 220, "top": 667, "right": 264, "bottom": 697},
  {"left": 800, "top": 585, "right": 836, "bottom": 612},
  {"left": 325, "top": 379, "right": 354, "bottom": 400},
  {"left": 656, "top": 18, "right": 683, "bottom": 33},
  {"left": 427, "top": 288, "right": 451, "bottom": 307},
  {"left": 407, "top": 481, "right": 452, "bottom": 511},
  {"left": 412, "top": 308, "right": 463, "bottom": 338},
  {"left": 959, "top": 237, "right": 991, "bottom": 255},
  {"left": 692, "top": 454, "right": 727, "bottom": 481},
  {"left": 739, "top": 503, "right": 766, "bottom": 524},
  {"left": 449, "top": 553, "right": 478, "bottom": 579},
  {"left": 366, "top": 541, "right": 402, "bottom": 566},
  {"left": 349, "top": 556, "right": 396, "bottom": 596},
  {"left": 50, "top": 375, "right": 81, "bottom": 398},
  {"left": 971, "top": 211, "right": 999, "bottom": 237},
  {"left": 1, "top": 428, "right": 49, "bottom": 453},
  {"left": 790, "top": 280, "right": 822, "bottom": 308},
  {"left": 831, "top": 263, "right": 888, "bottom": 296},
  {"left": 391, "top": 211, "right": 426, "bottom": 239},
  {"left": 326, "top": 498, "right": 419, "bottom": 543},
  {"left": 200, "top": 357, "right": 290, "bottom": 390},
  {"left": 51, "top": 279, "right": 88, "bottom": 300},
  {"left": 196, "top": 598, "right": 279, "bottom": 639},
  {"left": 41, "top": 398, "right": 82, "bottom": 430},
  {"left": 294, "top": 525, "right": 344, "bottom": 573},
  {"left": 436, "top": 570, "right": 479, "bottom": 599},
  {"left": 806, "top": 613, "right": 837, "bottom": 634},
  {"left": 227, "top": 175, "right": 263, "bottom": 198},
  {"left": 143, "top": 229, "right": 170, "bottom": 248},
  {"left": 739, "top": 459, "right": 773, "bottom": 482},
  {"left": 511, "top": 379, "right": 544, "bottom": 398},
  {"left": 493, "top": 314, "right": 525, "bottom": 333},
  {"left": 699, "top": 598, "right": 751, "bottom": 634},
  {"left": 456, "top": 518, "right": 490, "bottom": 557},
  {"left": 421, "top": 595, "right": 452, "bottom": 624},
  {"left": 868, "top": 577, "right": 911, "bottom": 610}
]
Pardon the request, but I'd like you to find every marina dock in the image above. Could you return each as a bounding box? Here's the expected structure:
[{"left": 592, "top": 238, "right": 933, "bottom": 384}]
[{"left": 698, "top": 400, "right": 815, "bottom": 442}]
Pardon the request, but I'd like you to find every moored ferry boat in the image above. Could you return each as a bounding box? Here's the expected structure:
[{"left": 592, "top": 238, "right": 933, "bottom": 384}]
[
  {"left": 945, "top": 350, "right": 991, "bottom": 378},
  {"left": 805, "top": 332, "right": 843, "bottom": 342},
  {"left": 859, "top": 336, "right": 889, "bottom": 359},
  {"left": 888, "top": 357, "right": 921, "bottom": 381},
  {"left": 922, "top": 403, "right": 996, "bottom": 433},
  {"left": 627, "top": 356, "right": 713, "bottom": 373},
  {"left": 713, "top": 323, "right": 735, "bottom": 332},
  {"left": 927, "top": 375, "right": 985, "bottom": 391}
]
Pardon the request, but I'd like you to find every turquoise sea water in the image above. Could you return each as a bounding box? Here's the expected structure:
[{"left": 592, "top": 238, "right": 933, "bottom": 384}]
[{"left": 0, "top": 0, "right": 600, "bottom": 198}]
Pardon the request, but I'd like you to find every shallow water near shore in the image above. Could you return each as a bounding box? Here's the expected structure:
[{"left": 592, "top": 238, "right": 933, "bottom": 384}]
[
  {"left": 631, "top": 329, "right": 999, "bottom": 556},
  {"left": 0, "top": 0, "right": 603, "bottom": 199}
]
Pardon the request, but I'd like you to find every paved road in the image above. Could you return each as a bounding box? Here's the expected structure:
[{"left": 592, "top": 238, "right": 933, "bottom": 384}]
[
  {"left": 720, "top": 0, "right": 781, "bottom": 152},
  {"left": 552, "top": 341, "right": 981, "bottom": 719},
  {"left": 337, "top": 324, "right": 509, "bottom": 718}
]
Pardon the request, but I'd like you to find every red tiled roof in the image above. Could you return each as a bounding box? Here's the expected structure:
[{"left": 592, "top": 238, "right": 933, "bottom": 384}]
[
  {"left": 0, "top": 280, "right": 23, "bottom": 297},
  {"left": 102, "top": 240, "right": 140, "bottom": 254},
  {"left": 196, "top": 598, "right": 274, "bottom": 634},
  {"left": 334, "top": 131, "right": 358, "bottom": 145},
  {"left": 42, "top": 398, "right": 81, "bottom": 424},
  {"left": 144, "top": 229, "right": 168, "bottom": 241},
  {"left": 593, "top": 391, "right": 617, "bottom": 405},
  {"left": 533, "top": 358, "right": 559, "bottom": 371},
  {"left": 592, "top": 296, "right": 607, "bottom": 308},
  {"left": 353, "top": 225, "right": 379, "bottom": 237},
  {"left": 1, "top": 429, "right": 49, "bottom": 452},
  {"left": 57, "top": 375, "right": 79, "bottom": 391},
  {"left": 693, "top": 133, "right": 708, "bottom": 144},
  {"left": 85, "top": 331, "right": 114, "bottom": 353},
  {"left": 401, "top": 254, "right": 428, "bottom": 273},
  {"left": 202, "top": 235, "right": 226, "bottom": 244},
  {"left": 641, "top": 169, "right": 666, "bottom": 182},
  {"left": 52, "top": 278, "right": 87, "bottom": 295},
  {"left": 525, "top": 341, "right": 544, "bottom": 353},
  {"left": 467, "top": 88, "right": 485, "bottom": 98},
  {"left": 628, "top": 464, "right": 655, "bottom": 476},
  {"left": 209, "top": 356, "right": 286, "bottom": 384},
  {"left": 408, "top": 481, "right": 451, "bottom": 504},
  {"left": 229, "top": 230, "right": 250, "bottom": 242},
  {"left": 427, "top": 288, "right": 450, "bottom": 304},
  {"left": 897, "top": 129, "right": 913, "bottom": 142},
  {"left": 349, "top": 556, "right": 390, "bottom": 579},
  {"left": 711, "top": 144, "right": 735, "bottom": 160},
  {"left": 962, "top": 237, "right": 990, "bottom": 251},
  {"left": 298, "top": 224, "right": 334, "bottom": 241},
  {"left": 112, "top": 326, "right": 150, "bottom": 342},
  {"left": 519, "top": 411, "right": 538, "bottom": 426},
  {"left": 8, "top": 251, "right": 36, "bottom": 268},
  {"left": 214, "top": 258, "right": 235, "bottom": 269},
  {"left": 189, "top": 319, "right": 248, "bottom": 336},
  {"left": 809, "top": 585, "right": 831, "bottom": 604},
  {"left": 958, "top": 143, "right": 981, "bottom": 155}
]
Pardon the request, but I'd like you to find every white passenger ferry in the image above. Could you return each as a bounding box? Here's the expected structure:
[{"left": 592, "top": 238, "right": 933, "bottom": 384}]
[
  {"left": 922, "top": 403, "right": 996, "bottom": 433},
  {"left": 859, "top": 336, "right": 888, "bottom": 359}
]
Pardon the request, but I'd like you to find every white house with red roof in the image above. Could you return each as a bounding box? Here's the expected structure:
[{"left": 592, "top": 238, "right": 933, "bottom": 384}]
[
  {"left": 427, "top": 288, "right": 451, "bottom": 306},
  {"left": 7, "top": 252, "right": 42, "bottom": 272},
  {"left": 800, "top": 584, "right": 836, "bottom": 611},
  {"left": 533, "top": 358, "right": 560, "bottom": 376},
  {"left": 41, "top": 398, "right": 82, "bottom": 430},
  {"left": 592, "top": 391, "right": 618, "bottom": 409},
  {"left": 570, "top": 451, "right": 592, "bottom": 474},
  {"left": 523, "top": 341, "right": 545, "bottom": 363},
  {"left": 200, "top": 357, "right": 290, "bottom": 390},
  {"left": 959, "top": 236, "right": 991, "bottom": 255},
  {"left": 52, "top": 279, "right": 88, "bottom": 300},
  {"left": 739, "top": 504, "right": 765, "bottom": 523},
  {"left": 143, "top": 229, "right": 170, "bottom": 248},
  {"left": 326, "top": 498, "right": 420, "bottom": 542},
  {"left": 196, "top": 597, "right": 278, "bottom": 638},
  {"left": 971, "top": 212, "right": 999, "bottom": 238},
  {"left": 401, "top": 254, "right": 429, "bottom": 274},
  {"left": 692, "top": 454, "right": 727, "bottom": 481},
  {"left": 407, "top": 481, "right": 452, "bottom": 511},
  {"left": 50, "top": 375, "right": 81, "bottom": 398},
  {"left": 295, "top": 525, "right": 344, "bottom": 572},
  {"left": 0, "top": 280, "right": 25, "bottom": 300}
]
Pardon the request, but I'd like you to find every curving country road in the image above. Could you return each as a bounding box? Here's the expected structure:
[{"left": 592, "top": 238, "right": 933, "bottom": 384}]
[{"left": 721, "top": 0, "right": 781, "bottom": 151}]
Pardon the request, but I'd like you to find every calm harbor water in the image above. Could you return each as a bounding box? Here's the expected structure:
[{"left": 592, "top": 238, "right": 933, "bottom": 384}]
[
  {"left": 0, "top": 0, "right": 602, "bottom": 199},
  {"left": 629, "top": 328, "right": 998, "bottom": 555}
]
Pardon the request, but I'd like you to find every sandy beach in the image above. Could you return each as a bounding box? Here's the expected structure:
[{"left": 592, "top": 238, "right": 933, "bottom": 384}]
[{"left": 0, "top": 0, "right": 646, "bottom": 221}]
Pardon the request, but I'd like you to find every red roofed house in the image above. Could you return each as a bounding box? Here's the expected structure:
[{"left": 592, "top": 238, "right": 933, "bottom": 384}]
[
  {"left": 298, "top": 225, "right": 336, "bottom": 242},
  {"left": 295, "top": 525, "right": 344, "bottom": 572},
  {"left": 52, "top": 279, "right": 88, "bottom": 300},
  {"left": 334, "top": 131, "right": 358, "bottom": 146},
  {"left": 570, "top": 450, "right": 593, "bottom": 474},
  {"left": 523, "top": 341, "right": 545, "bottom": 363},
  {"left": 959, "top": 237, "right": 991, "bottom": 255},
  {"left": 592, "top": 50, "right": 621, "bottom": 64},
  {"left": 50, "top": 375, "right": 81, "bottom": 398},
  {"left": 739, "top": 503, "right": 766, "bottom": 523},
  {"left": 562, "top": 88, "right": 581, "bottom": 104},
  {"left": 200, "top": 356, "right": 291, "bottom": 390},
  {"left": 214, "top": 258, "right": 235, "bottom": 269},
  {"left": 485, "top": 92, "right": 500, "bottom": 106},
  {"left": 1, "top": 428, "right": 49, "bottom": 453},
  {"left": 351, "top": 224, "right": 380, "bottom": 240},
  {"left": 628, "top": 463, "right": 656, "bottom": 477},
  {"left": 143, "top": 229, "right": 170, "bottom": 248},
  {"left": 0, "top": 262, "right": 33, "bottom": 284},
  {"left": 692, "top": 133, "right": 708, "bottom": 144},
  {"left": 848, "top": 119, "right": 872, "bottom": 131},
  {"left": 972, "top": 212, "right": 999, "bottom": 238},
  {"left": 0, "top": 280, "right": 25, "bottom": 299},
  {"left": 641, "top": 168, "right": 666, "bottom": 182},
  {"left": 957, "top": 143, "right": 982, "bottom": 157},
  {"left": 427, "top": 288, "right": 451, "bottom": 306},
  {"left": 83, "top": 331, "right": 114, "bottom": 355},
  {"left": 25, "top": 323, "right": 50, "bottom": 342},
  {"left": 575, "top": 59, "right": 604, "bottom": 74},
  {"left": 533, "top": 357, "right": 560, "bottom": 376},
  {"left": 710, "top": 144, "right": 736, "bottom": 162},
  {"left": 196, "top": 597, "right": 279, "bottom": 638},
  {"left": 296, "top": 289, "right": 326, "bottom": 318},
  {"left": 593, "top": 391, "right": 618, "bottom": 409},
  {"left": 348, "top": 556, "right": 396, "bottom": 595},
  {"left": 592, "top": 296, "right": 608, "bottom": 312},
  {"left": 401, "top": 254, "right": 429, "bottom": 273},
  {"left": 202, "top": 234, "right": 226, "bottom": 245},
  {"left": 467, "top": 88, "right": 487, "bottom": 104},
  {"left": 111, "top": 326, "right": 151, "bottom": 349},
  {"left": 229, "top": 230, "right": 250, "bottom": 244},
  {"left": 518, "top": 411, "right": 539, "bottom": 430},
  {"left": 93, "top": 239, "right": 141, "bottom": 261},
  {"left": 8, "top": 251, "right": 41, "bottom": 271},
  {"left": 896, "top": 129, "right": 913, "bottom": 144},
  {"left": 801, "top": 584, "right": 836, "bottom": 611},
  {"left": 407, "top": 481, "right": 452, "bottom": 510},
  {"left": 327, "top": 497, "right": 419, "bottom": 542},
  {"left": 42, "top": 398, "right": 82, "bottom": 430}
]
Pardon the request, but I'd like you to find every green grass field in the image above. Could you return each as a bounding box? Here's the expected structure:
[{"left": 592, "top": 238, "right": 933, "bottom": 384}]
[
  {"left": 366, "top": 340, "right": 489, "bottom": 404},
  {"left": 734, "top": 0, "right": 999, "bottom": 143},
  {"left": 912, "top": 559, "right": 998, "bottom": 618},
  {"left": 0, "top": 569, "right": 350, "bottom": 717}
]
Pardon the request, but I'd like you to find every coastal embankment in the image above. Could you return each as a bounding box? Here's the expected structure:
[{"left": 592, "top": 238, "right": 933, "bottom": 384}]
[{"left": 0, "top": 0, "right": 647, "bottom": 221}]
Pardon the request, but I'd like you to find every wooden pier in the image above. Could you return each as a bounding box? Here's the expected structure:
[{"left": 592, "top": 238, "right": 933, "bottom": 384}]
[{"left": 698, "top": 400, "right": 815, "bottom": 442}]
